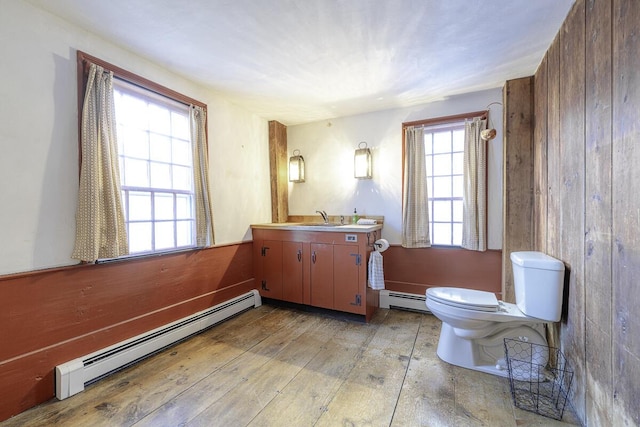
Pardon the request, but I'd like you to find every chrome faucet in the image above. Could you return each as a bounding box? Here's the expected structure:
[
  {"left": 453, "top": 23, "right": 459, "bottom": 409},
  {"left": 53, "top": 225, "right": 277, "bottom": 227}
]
[{"left": 316, "top": 210, "right": 329, "bottom": 224}]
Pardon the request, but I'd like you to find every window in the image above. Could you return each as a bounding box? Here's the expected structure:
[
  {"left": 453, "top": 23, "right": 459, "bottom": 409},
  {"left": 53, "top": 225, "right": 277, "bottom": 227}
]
[
  {"left": 76, "top": 51, "right": 211, "bottom": 260},
  {"left": 402, "top": 110, "right": 487, "bottom": 247},
  {"left": 424, "top": 122, "right": 465, "bottom": 245},
  {"left": 114, "top": 81, "right": 195, "bottom": 254}
]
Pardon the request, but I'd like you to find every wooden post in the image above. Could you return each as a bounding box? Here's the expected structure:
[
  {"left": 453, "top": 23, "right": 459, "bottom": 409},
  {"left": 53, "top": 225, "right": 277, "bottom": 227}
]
[{"left": 268, "top": 120, "right": 288, "bottom": 223}]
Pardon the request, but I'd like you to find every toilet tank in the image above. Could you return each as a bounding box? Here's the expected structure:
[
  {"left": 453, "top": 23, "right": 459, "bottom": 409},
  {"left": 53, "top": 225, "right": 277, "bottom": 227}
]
[{"left": 511, "top": 251, "right": 565, "bottom": 322}]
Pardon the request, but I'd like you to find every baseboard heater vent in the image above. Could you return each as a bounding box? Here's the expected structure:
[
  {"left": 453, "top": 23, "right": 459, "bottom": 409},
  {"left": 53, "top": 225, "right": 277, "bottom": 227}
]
[
  {"left": 56, "top": 289, "right": 261, "bottom": 400},
  {"left": 379, "top": 290, "right": 430, "bottom": 313}
]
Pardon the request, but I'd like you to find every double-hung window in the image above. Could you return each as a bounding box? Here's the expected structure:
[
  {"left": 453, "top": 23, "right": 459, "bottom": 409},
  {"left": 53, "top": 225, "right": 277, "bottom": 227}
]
[
  {"left": 75, "top": 51, "right": 211, "bottom": 261},
  {"left": 424, "top": 122, "right": 465, "bottom": 246},
  {"left": 113, "top": 81, "right": 195, "bottom": 254}
]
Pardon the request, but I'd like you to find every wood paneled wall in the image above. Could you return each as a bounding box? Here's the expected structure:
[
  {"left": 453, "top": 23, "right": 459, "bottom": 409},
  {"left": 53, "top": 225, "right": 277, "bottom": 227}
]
[
  {"left": 383, "top": 247, "right": 502, "bottom": 298},
  {"left": 533, "top": 0, "right": 639, "bottom": 425},
  {"left": 0, "top": 243, "right": 254, "bottom": 421}
]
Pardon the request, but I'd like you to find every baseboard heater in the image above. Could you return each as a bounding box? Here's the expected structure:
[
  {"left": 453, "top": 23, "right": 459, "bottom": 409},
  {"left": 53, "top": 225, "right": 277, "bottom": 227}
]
[
  {"left": 379, "top": 290, "right": 430, "bottom": 313},
  {"left": 55, "top": 289, "right": 261, "bottom": 400}
]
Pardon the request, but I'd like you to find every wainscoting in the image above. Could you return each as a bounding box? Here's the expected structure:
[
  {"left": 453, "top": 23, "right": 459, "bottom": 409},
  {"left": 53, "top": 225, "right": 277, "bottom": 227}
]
[
  {"left": 381, "top": 245, "right": 503, "bottom": 299},
  {"left": 0, "top": 242, "right": 254, "bottom": 421}
]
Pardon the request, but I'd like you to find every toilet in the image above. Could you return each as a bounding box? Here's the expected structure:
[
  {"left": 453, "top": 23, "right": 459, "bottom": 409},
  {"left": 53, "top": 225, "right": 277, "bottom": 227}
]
[{"left": 426, "top": 251, "right": 565, "bottom": 377}]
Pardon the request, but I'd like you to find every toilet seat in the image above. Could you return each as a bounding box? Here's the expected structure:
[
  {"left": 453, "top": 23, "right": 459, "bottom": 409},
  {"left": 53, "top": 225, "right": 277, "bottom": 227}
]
[{"left": 427, "top": 287, "right": 499, "bottom": 312}]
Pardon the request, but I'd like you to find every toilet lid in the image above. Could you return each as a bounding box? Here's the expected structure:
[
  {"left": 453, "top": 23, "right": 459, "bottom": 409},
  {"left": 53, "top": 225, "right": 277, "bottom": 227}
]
[{"left": 427, "top": 287, "right": 500, "bottom": 312}]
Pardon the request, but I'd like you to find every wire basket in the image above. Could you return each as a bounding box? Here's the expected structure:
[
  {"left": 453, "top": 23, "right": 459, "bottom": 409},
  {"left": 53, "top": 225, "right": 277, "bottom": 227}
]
[{"left": 504, "top": 338, "right": 573, "bottom": 421}]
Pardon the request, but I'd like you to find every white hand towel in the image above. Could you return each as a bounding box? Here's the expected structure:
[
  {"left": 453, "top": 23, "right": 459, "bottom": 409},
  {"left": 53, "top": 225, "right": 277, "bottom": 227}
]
[{"left": 368, "top": 250, "right": 385, "bottom": 290}]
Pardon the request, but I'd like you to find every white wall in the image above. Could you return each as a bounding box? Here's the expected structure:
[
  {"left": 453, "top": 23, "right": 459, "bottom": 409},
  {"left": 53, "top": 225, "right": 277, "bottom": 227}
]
[
  {"left": 287, "top": 88, "right": 504, "bottom": 249},
  {"left": 0, "top": 1, "right": 272, "bottom": 275}
]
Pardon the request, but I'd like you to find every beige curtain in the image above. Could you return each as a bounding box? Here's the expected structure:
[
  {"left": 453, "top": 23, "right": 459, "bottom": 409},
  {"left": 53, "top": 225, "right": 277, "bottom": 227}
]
[
  {"left": 402, "top": 126, "right": 431, "bottom": 248},
  {"left": 190, "top": 105, "right": 215, "bottom": 247},
  {"left": 72, "top": 63, "right": 128, "bottom": 262},
  {"left": 461, "top": 117, "right": 488, "bottom": 251}
]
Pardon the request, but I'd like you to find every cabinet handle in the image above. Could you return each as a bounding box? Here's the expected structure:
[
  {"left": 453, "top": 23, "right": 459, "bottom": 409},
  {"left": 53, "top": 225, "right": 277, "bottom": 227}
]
[
  {"left": 312, "top": 251, "right": 316, "bottom": 264},
  {"left": 350, "top": 253, "right": 361, "bottom": 266},
  {"left": 297, "top": 249, "right": 302, "bottom": 262}
]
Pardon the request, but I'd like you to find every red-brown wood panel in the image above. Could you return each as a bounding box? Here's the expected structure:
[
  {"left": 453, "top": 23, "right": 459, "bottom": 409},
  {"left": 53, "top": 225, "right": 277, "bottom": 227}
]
[
  {"left": 333, "top": 244, "right": 363, "bottom": 314},
  {"left": 382, "top": 246, "right": 502, "bottom": 298},
  {"left": 0, "top": 242, "right": 254, "bottom": 421}
]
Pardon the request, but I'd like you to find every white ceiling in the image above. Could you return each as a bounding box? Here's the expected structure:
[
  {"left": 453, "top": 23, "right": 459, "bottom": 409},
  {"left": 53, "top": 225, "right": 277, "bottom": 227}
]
[{"left": 28, "top": 0, "right": 574, "bottom": 126}]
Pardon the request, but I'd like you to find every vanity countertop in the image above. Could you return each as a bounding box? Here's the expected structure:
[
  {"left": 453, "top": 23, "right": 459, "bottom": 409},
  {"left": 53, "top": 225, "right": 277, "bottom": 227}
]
[{"left": 250, "top": 222, "right": 383, "bottom": 233}]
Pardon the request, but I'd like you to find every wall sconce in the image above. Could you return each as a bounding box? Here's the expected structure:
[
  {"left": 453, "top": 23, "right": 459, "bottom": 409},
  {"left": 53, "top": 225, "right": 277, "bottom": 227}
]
[
  {"left": 289, "top": 149, "right": 305, "bottom": 183},
  {"left": 354, "top": 142, "right": 372, "bottom": 179}
]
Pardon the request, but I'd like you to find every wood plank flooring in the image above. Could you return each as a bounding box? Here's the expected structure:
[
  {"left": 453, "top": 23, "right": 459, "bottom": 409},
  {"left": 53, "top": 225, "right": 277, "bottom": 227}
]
[{"left": 1, "top": 305, "right": 582, "bottom": 426}]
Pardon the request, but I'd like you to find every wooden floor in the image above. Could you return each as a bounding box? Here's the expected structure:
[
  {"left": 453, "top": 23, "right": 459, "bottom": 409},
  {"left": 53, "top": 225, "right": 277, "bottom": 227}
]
[{"left": 2, "top": 305, "right": 582, "bottom": 427}]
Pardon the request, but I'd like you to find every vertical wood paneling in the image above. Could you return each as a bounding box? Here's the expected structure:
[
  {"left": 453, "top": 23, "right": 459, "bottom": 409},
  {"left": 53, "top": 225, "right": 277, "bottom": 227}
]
[
  {"left": 612, "top": 0, "right": 640, "bottom": 425},
  {"left": 585, "top": 0, "right": 613, "bottom": 425},
  {"left": 268, "top": 120, "right": 289, "bottom": 223},
  {"left": 533, "top": 0, "right": 640, "bottom": 424},
  {"left": 559, "top": 1, "right": 586, "bottom": 417},
  {"left": 533, "top": 55, "right": 549, "bottom": 253},
  {"left": 502, "top": 77, "right": 534, "bottom": 303},
  {"left": 546, "top": 37, "right": 561, "bottom": 262}
]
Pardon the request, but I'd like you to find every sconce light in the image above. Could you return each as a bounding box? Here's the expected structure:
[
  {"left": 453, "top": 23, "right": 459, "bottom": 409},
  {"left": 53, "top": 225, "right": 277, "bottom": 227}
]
[
  {"left": 354, "top": 142, "right": 372, "bottom": 179},
  {"left": 289, "top": 149, "right": 305, "bottom": 183}
]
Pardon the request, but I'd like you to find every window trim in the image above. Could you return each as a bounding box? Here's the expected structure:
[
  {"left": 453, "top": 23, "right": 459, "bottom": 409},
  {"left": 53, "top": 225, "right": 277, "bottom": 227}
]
[
  {"left": 76, "top": 50, "right": 208, "bottom": 261},
  {"left": 401, "top": 110, "right": 489, "bottom": 247}
]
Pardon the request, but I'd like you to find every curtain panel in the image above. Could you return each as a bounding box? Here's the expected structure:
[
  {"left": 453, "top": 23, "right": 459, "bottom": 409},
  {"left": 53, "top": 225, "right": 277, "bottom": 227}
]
[
  {"left": 402, "top": 126, "right": 431, "bottom": 248},
  {"left": 72, "top": 63, "right": 128, "bottom": 262},
  {"left": 190, "top": 105, "right": 215, "bottom": 247},
  {"left": 461, "top": 117, "right": 488, "bottom": 251}
]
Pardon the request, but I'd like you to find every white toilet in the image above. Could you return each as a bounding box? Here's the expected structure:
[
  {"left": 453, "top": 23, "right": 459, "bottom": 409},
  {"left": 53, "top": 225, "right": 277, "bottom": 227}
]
[{"left": 426, "top": 251, "right": 565, "bottom": 377}]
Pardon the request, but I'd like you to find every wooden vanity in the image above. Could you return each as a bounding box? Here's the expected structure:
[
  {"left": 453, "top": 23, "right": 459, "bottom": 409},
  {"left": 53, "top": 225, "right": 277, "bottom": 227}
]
[{"left": 251, "top": 223, "right": 383, "bottom": 322}]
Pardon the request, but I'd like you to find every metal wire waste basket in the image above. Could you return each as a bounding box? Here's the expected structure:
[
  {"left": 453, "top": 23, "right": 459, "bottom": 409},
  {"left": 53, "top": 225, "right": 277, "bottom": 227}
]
[{"left": 504, "top": 338, "right": 573, "bottom": 420}]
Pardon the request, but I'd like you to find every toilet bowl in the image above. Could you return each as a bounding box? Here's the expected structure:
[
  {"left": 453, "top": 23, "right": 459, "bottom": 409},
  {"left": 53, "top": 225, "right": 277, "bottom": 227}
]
[{"left": 426, "top": 251, "right": 565, "bottom": 377}]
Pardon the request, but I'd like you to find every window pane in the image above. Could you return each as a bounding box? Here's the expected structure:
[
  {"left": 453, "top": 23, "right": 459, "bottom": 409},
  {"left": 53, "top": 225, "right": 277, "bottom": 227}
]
[
  {"left": 433, "top": 201, "right": 451, "bottom": 222},
  {"left": 149, "top": 104, "right": 171, "bottom": 136},
  {"left": 173, "top": 165, "right": 192, "bottom": 190},
  {"left": 150, "top": 134, "right": 172, "bottom": 162},
  {"left": 129, "top": 222, "right": 152, "bottom": 253},
  {"left": 124, "top": 158, "right": 149, "bottom": 187},
  {"left": 172, "top": 139, "right": 192, "bottom": 166},
  {"left": 433, "top": 131, "right": 451, "bottom": 153},
  {"left": 129, "top": 191, "right": 151, "bottom": 221},
  {"left": 453, "top": 223, "right": 463, "bottom": 246},
  {"left": 176, "top": 194, "right": 192, "bottom": 219},
  {"left": 154, "top": 193, "right": 174, "bottom": 220},
  {"left": 119, "top": 127, "right": 149, "bottom": 159},
  {"left": 117, "top": 93, "right": 148, "bottom": 129},
  {"left": 432, "top": 176, "right": 452, "bottom": 198},
  {"left": 155, "top": 221, "right": 175, "bottom": 250},
  {"left": 172, "top": 112, "right": 190, "bottom": 140},
  {"left": 453, "top": 200, "right": 463, "bottom": 222},
  {"left": 424, "top": 134, "right": 433, "bottom": 155},
  {"left": 452, "top": 129, "right": 464, "bottom": 152},
  {"left": 432, "top": 223, "right": 451, "bottom": 245},
  {"left": 452, "top": 152, "right": 464, "bottom": 175},
  {"left": 176, "top": 220, "right": 193, "bottom": 246},
  {"left": 453, "top": 176, "right": 463, "bottom": 198},
  {"left": 432, "top": 153, "right": 452, "bottom": 176},
  {"left": 150, "top": 162, "right": 172, "bottom": 189}
]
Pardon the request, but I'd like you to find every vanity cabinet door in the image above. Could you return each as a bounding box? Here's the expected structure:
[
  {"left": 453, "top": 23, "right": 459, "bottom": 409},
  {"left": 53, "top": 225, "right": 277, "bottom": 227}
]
[
  {"left": 310, "top": 243, "right": 333, "bottom": 309},
  {"left": 333, "top": 244, "right": 363, "bottom": 314},
  {"left": 258, "top": 239, "right": 283, "bottom": 299},
  {"left": 282, "top": 241, "right": 303, "bottom": 303}
]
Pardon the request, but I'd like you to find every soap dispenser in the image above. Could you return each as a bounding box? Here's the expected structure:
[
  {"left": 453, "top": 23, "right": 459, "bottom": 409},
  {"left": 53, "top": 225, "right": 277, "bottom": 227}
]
[{"left": 352, "top": 208, "right": 359, "bottom": 224}]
